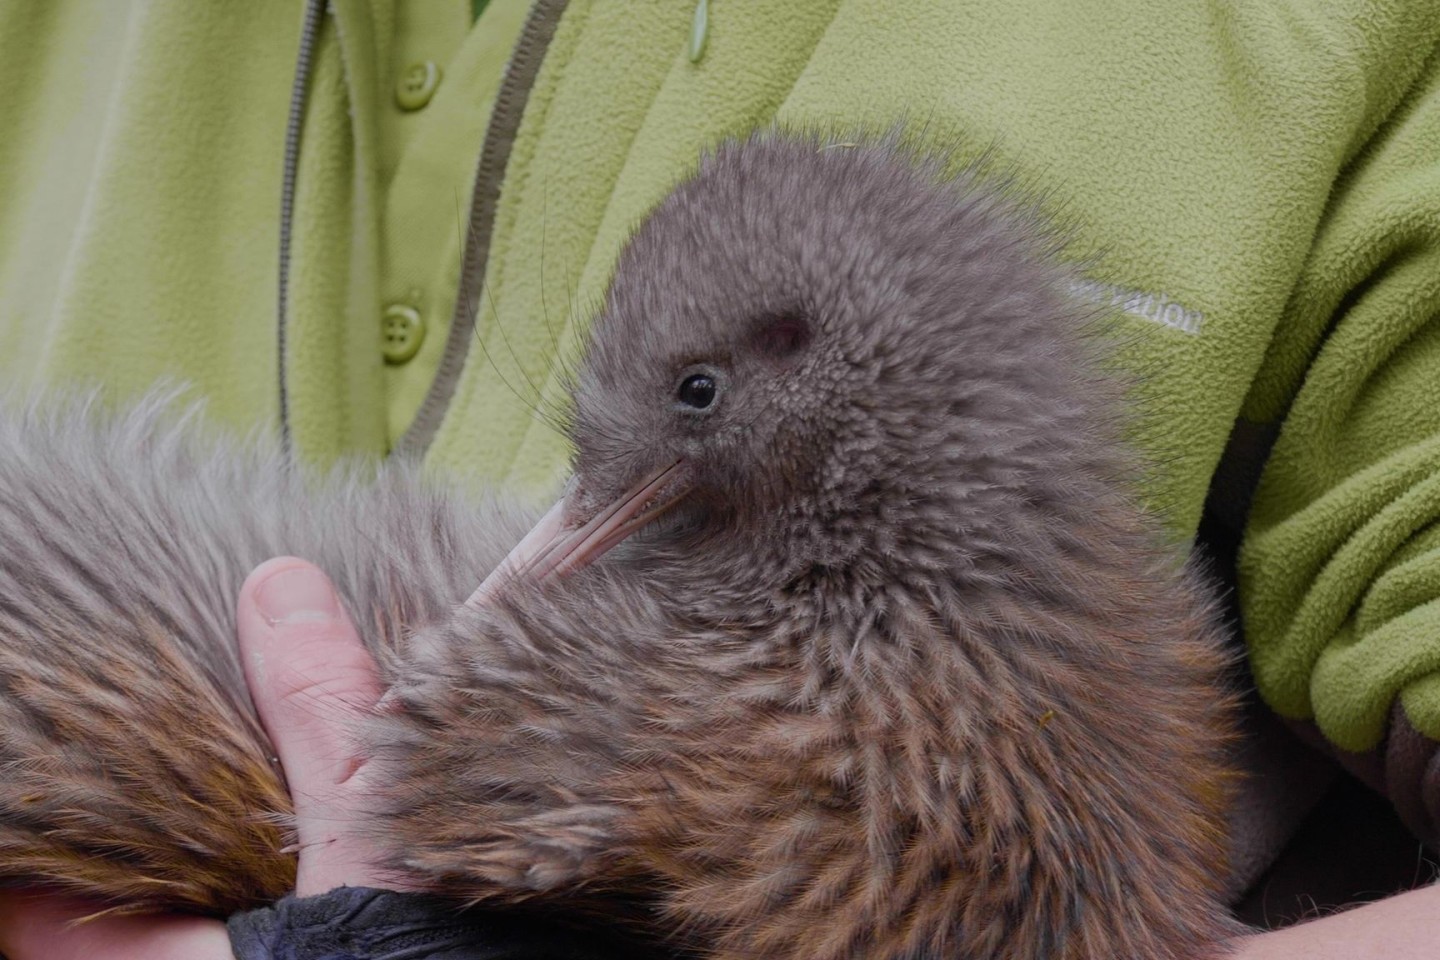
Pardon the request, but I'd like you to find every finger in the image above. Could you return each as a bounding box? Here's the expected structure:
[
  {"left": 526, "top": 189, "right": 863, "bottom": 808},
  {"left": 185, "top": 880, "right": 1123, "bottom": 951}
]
[
  {"left": 238, "top": 557, "right": 381, "bottom": 790},
  {"left": 237, "top": 557, "right": 386, "bottom": 893},
  {"left": 0, "top": 891, "right": 229, "bottom": 960}
]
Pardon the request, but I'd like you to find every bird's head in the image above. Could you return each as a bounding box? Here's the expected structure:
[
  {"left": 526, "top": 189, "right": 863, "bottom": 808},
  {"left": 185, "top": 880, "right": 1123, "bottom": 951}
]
[{"left": 475, "top": 135, "right": 1110, "bottom": 605}]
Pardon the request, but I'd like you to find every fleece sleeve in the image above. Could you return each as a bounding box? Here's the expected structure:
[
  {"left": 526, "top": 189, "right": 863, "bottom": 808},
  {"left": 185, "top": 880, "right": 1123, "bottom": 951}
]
[{"left": 1238, "top": 44, "right": 1440, "bottom": 839}]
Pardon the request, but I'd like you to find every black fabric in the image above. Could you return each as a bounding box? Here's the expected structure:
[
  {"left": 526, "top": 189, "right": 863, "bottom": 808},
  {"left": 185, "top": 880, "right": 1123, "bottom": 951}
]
[
  {"left": 1233, "top": 774, "right": 1440, "bottom": 930},
  {"left": 227, "top": 887, "right": 619, "bottom": 960}
]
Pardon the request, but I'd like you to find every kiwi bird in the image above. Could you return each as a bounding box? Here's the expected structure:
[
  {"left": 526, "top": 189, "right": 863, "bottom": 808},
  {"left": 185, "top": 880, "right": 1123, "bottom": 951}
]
[{"left": 0, "top": 135, "right": 1241, "bottom": 959}]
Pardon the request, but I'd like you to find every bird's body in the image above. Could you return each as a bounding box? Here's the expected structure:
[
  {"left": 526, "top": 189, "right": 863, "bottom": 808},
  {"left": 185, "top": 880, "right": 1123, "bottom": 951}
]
[{"left": 0, "top": 136, "right": 1240, "bottom": 958}]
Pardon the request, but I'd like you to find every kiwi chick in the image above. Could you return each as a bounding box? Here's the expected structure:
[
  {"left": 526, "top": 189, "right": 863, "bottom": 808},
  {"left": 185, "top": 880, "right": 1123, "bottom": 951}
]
[{"left": 0, "top": 135, "right": 1242, "bottom": 959}]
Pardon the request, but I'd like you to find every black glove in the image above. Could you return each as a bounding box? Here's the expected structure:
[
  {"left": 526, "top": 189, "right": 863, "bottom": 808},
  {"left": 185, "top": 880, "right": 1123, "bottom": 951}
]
[{"left": 227, "top": 886, "right": 618, "bottom": 960}]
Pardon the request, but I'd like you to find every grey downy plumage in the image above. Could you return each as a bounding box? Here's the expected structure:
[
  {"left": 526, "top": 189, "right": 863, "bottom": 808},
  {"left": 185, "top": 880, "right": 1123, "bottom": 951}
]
[{"left": 0, "top": 135, "right": 1242, "bottom": 959}]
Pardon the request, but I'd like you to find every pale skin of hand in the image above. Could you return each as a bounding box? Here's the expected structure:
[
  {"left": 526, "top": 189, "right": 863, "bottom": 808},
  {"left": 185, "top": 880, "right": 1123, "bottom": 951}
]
[{"left": 0, "top": 558, "right": 1436, "bottom": 959}]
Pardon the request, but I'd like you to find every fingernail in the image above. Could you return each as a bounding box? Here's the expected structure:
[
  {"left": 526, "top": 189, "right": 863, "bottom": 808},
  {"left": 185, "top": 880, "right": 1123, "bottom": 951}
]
[{"left": 253, "top": 565, "right": 342, "bottom": 626}]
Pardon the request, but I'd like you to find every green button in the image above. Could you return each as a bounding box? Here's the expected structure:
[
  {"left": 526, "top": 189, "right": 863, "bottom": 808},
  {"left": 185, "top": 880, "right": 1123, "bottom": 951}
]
[
  {"left": 395, "top": 61, "right": 441, "bottom": 111},
  {"left": 381, "top": 304, "right": 425, "bottom": 364}
]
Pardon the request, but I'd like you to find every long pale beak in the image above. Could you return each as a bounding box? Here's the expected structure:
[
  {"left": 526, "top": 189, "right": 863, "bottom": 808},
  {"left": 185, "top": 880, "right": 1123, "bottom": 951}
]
[{"left": 467, "top": 460, "right": 689, "bottom": 608}]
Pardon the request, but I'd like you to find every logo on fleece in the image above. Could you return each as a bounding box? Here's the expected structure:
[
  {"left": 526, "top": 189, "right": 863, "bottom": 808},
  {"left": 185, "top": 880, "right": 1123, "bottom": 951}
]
[{"left": 1069, "top": 279, "right": 1204, "bottom": 335}]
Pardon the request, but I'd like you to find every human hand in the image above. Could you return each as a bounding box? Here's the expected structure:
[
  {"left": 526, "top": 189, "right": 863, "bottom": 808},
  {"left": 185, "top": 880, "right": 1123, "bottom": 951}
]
[
  {"left": 0, "top": 557, "right": 392, "bottom": 960},
  {"left": 1226, "top": 883, "right": 1440, "bottom": 959},
  {"left": 235, "top": 556, "right": 397, "bottom": 897}
]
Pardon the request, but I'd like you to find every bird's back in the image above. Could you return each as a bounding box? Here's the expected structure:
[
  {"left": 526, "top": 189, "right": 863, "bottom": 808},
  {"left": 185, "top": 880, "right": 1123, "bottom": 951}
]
[{"left": 0, "top": 391, "right": 534, "bottom": 913}]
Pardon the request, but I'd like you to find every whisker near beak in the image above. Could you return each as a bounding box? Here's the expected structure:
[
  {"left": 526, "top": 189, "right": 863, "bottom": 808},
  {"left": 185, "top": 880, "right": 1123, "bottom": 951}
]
[{"left": 467, "top": 460, "right": 689, "bottom": 608}]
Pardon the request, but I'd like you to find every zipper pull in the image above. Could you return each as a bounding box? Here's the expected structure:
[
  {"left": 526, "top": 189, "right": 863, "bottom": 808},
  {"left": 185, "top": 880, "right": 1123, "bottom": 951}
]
[{"left": 688, "top": 0, "right": 709, "bottom": 63}]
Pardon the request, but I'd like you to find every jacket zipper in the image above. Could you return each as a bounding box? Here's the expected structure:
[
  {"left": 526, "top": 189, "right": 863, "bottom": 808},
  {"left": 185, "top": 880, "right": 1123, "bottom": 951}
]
[
  {"left": 276, "top": 0, "right": 571, "bottom": 460},
  {"left": 394, "top": 0, "right": 571, "bottom": 459},
  {"left": 276, "top": 0, "right": 328, "bottom": 459}
]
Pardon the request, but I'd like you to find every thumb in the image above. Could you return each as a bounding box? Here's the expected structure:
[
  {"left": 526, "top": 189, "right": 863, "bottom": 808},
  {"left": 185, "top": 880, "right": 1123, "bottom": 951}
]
[{"left": 237, "top": 557, "right": 387, "bottom": 894}]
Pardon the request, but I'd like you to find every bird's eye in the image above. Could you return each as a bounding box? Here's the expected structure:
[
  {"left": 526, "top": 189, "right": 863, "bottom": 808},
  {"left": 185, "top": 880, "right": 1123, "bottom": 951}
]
[{"left": 677, "top": 373, "right": 717, "bottom": 409}]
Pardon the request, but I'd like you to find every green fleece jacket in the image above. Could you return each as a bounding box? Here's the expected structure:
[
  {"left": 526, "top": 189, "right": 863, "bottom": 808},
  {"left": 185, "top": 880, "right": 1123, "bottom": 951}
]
[{"left": 2, "top": 0, "right": 1439, "bottom": 819}]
